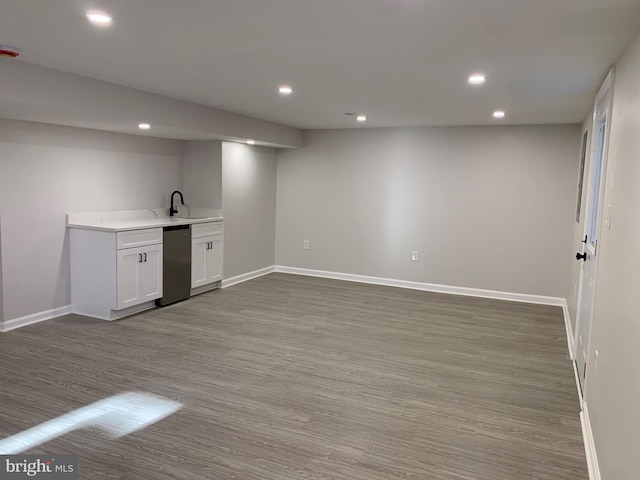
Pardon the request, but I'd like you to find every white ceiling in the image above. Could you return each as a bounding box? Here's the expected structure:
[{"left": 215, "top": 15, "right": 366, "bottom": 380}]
[{"left": 1, "top": 0, "right": 640, "bottom": 130}]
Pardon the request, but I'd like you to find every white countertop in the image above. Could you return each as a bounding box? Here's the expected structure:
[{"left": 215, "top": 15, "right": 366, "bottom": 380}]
[
  {"left": 66, "top": 208, "right": 224, "bottom": 232},
  {"left": 67, "top": 216, "right": 224, "bottom": 232}
]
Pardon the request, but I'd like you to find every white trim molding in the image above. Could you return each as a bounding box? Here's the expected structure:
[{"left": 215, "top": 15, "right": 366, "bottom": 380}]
[
  {"left": 595, "top": 69, "right": 614, "bottom": 107},
  {"left": 274, "top": 266, "right": 566, "bottom": 306},
  {"left": 222, "top": 266, "right": 275, "bottom": 289},
  {"left": 1, "top": 305, "right": 72, "bottom": 333},
  {"left": 562, "top": 299, "right": 576, "bottom": 360},
  {"left": 581, "top": 402, "right": 602, "bottom": 480},
  {"left": 572, "top": 358, "right": 583, "bottom": 405}
]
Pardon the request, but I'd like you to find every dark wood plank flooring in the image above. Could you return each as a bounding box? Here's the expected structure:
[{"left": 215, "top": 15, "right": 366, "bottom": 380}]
[{"left": 0, "top": 273, "right": 587, "bottom": 479}]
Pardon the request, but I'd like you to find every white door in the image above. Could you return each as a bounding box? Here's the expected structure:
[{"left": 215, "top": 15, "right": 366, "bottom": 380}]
[
  {"left": 205, "top": 237, "right": 224, "bottom": 283},
  {"left": 140, "top": 244, "right": 163, "bottom": 301},
  {"left": 191, "top": 238, "right": 208, "bottom": 288},
  {"left": 575, "top": 72, "right": 613, "bottom": 394},
  {"left": 117, "top": 247, "right": 141, "bottom": 309}
]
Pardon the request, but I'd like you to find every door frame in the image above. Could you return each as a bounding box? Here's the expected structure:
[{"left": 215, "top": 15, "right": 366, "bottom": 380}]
[{"left": 573, "top": 69, "right": 614, "bottom": 397}]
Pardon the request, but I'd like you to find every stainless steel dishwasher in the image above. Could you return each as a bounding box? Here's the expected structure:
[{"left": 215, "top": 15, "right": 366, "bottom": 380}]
[{"left": 156, "top": 224, "right": 191, "bottom": 306}]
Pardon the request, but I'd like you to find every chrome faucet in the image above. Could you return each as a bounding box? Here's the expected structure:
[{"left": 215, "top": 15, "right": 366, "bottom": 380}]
[{"left": 170, "top": 190, "right": 185, "bottom": 216}]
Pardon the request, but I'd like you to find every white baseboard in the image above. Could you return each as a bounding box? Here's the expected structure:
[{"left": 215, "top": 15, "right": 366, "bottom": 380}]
[
  {"left": 581, "top": 402, "right": 601, "bottom": 480},
  {"left": 222, "top": 266, "right": 275, "bottom": 289},
  {"left": 275, "top": 266, "right": 565, "bottom": 306},
  {"left": 562, "top": 300, "right": 576, "bottom": 360},
  {"left": 1, "top": 305, "right": 72, "bottom": 333},
  {"left": 572, "top": 357, "right": 584, "bottom": 406}
]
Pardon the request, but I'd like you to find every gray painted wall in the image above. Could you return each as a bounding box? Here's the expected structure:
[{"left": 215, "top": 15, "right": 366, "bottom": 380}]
[
  {"left": 183, "top": 141, "right": 223, "bottom": 209},
  {"left": 276, "top": 125, "right": 580, "bottom": 298},
  {"left": 0, "top": 119, "right": 183, "bottom": 321},
  {"left": 222, "top": 142, "right": 277, "bottom": 279},
  {"left": 583, "top": 29, "right": 640, "bottom": 479}
]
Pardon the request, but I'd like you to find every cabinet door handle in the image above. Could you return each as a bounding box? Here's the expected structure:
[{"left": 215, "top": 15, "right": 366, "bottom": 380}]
[
  {"left": 144, "top": 252, "right": 147, "bottom": 262},
  {"left": 138, "top": 253, "right": 143, "bottom": 263},
  {"left": 209, "top": 242, "right": 212, "bottom": 250}
]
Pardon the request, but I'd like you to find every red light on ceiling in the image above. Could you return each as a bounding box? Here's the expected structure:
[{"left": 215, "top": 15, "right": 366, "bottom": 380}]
[{"left": 0, "top": 46, "right": 20, "bottom": 59}]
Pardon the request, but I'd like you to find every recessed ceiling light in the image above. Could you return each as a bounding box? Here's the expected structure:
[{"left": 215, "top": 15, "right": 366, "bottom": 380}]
[
  {"left": 356, "top": 115, "right": 367, "bottom": 122},
  {"left": 492, "top": 110, "right": 506, "bottom": 119},
  {"left": 86, "top": 11, "right": 112, "bottom": 26},
  {"left": 138, "top": 123, "right": 151, "bottom": 130},
  {"left": 468, "top": 73, "right": 486, "bottom": 85},
  {"left": 247, "top": 140, "right": 256, "bottom": 145},
  {"left": 278, "top": 86, "right": 293, "bottom": 95}
]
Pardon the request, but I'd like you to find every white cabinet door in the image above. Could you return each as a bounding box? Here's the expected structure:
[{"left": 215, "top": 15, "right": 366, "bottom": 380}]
[
  {"left": 206, "top": 237, "right": 223, "bottom": 283},
  {"left": 191, "top": 237, "right": 209, "bottom": 288},
  {"left": 117, "top": 244, "right": 163, "bottom": 309},
  {"left": 192, "top": 235, "right": 223, "bottom": 288},
  {"left": 140, "top": 244, "right": 163, "bottom": 301},
  {"left": 117, "top": 247, "right": 141, "bottom": 309}
]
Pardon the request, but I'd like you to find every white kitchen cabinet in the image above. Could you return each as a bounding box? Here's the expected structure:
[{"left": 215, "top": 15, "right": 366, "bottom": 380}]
[
  {"left": 191, "top": 235, "right": 223, "bottom": 288},
  {"left": 117, "top": 228, "right": 163, "bottom": 249},
  {"left": 69, "top": 227, "right": 163, "bottom": 320},
  {"left": 140, "top": 246, "right": 163, "bottom": 301},
  {"left": 116, "top": 244, "right": 163, "bottom": 310},
  {"left": 68, "top": 213, "right": 224, "bottom": 320},
  {"left": 191, "top": 222, "right": 224, "bottom": 290},
  {"left": 116, "top": 248, "right": 141, "bottom": 309}
]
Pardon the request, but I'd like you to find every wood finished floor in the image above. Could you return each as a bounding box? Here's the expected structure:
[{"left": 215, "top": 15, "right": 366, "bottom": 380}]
[{"left": 0, "top": 273, "right": 587, "bottom": 479}]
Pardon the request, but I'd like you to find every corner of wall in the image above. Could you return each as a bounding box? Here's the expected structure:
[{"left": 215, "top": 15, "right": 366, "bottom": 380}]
[{"left": 221, "top": 142, "right": 278, "bottom": 278}]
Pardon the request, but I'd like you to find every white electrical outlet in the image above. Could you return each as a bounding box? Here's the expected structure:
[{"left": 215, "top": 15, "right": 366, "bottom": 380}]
[
  {"left": 304, "top": 240, "right": 310, "bottom": 250},
  {"left": 412, "top": 251, "right": 419, "bottom": 262}
]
